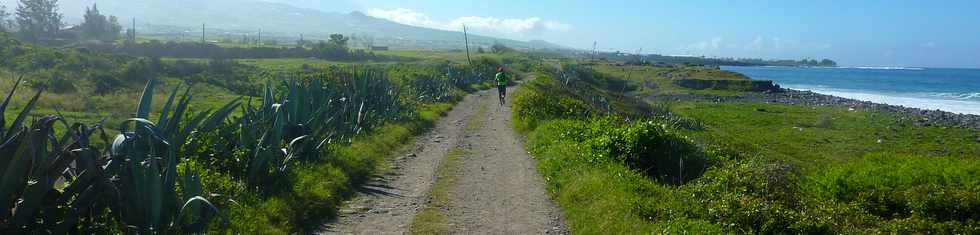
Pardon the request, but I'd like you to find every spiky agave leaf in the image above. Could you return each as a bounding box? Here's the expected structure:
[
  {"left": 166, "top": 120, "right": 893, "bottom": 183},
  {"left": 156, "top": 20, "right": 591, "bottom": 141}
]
[
  {"left": 10, "top": 116, "right": 67, "bottom": 227},
  {"left": 136, "top": 79, "right": 157, "bottom": 119},
  {"left": 0, "top": 75, "right": 25, "bottom": 139}
]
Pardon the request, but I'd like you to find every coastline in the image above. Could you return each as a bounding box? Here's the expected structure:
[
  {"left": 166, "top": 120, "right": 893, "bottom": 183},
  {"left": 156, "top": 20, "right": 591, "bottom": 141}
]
[{"left": 648, "top": 88, "right": 980, "bottom": 130}]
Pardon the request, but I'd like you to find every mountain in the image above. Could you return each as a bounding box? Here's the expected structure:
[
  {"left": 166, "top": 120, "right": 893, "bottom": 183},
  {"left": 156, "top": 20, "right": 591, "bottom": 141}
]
[{"left": 55, "top": 0, "right": 568, "bottom": 50}]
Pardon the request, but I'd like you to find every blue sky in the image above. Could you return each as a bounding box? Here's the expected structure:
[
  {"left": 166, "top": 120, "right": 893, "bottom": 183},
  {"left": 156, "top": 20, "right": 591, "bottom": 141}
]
[
  {"left": 5, "top": 0, "right": 977, "bottom": 67},
  {"left": 293, "top": 0, "right": 980, "bottom": 68}
]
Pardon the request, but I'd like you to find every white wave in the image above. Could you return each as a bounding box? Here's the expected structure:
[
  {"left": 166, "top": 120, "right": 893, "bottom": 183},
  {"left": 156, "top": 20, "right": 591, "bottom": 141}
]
[
  {"left": 928, "top": 92, "right": 980, "bottom": 101},
  {"left": 841, "top": 66, "right": 926, "bottom": 71},
  {"left": 786, "top": 86, "right": 980, "bottom": 115}
]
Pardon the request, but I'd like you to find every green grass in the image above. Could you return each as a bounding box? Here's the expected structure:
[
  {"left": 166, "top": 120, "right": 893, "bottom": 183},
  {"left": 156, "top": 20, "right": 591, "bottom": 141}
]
[
  {"left": 410, "top": 102, "right": 487, "bottom": 234},
  {"left": 215, "top": 102, "right": 455, "bottom": 233},
  {"left": 237, "top": 58, "right": 399, "bottom": 71},
  {"left": 526, "top": 119, "right": 724, "bottom": 234},
  {"left": 593, "top": 63, "right": 754, "bottom": 96},
  {"left": 409, "top": 148, "right": 467, "bottom": 235},
  {"left": 670, "top": 101, "right": 980, "bottom": 169},
  {"left": 0, "top": 70, "right": 243, "bottom": 147},
  {"left": 376, "top": 49, "right": 487, "bottom": 62},
  {"left": 513, "top": 62, "right": 980, "bottom": 234},
  {"left": 1, "top": 31, "right": 533, "bottom": 233}
]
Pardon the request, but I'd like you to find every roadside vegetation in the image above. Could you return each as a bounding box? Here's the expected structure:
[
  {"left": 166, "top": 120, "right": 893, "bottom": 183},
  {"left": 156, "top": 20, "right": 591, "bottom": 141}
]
[
  {"left": 1, "top": 1, "right": 975, "bottom": 232},
  {"left": 513, "top": 61, "right": 980, "bottom": 234},
  {"left": 0, "top": 27, "right": 539, "bottom": 233}
]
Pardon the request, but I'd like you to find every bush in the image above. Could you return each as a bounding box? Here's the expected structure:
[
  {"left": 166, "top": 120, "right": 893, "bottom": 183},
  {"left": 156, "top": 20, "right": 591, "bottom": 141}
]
[
  {"left": 512, "top": 77, "right": 589, "bottom": 130},
  {"left": 583, "top": 118, "right": 709, "bottom": 184},
  {"left": 673, "top": 159, "right": 839, "bottom": 234},
  {"left": 31, "top": 69, "right": 77, "bottom": 93},
  {"left": 121, "top": 57, "right": 155, "bottom": 83},
  {"left": 805, "top": 154, "right": 980, "bottom": 224}
]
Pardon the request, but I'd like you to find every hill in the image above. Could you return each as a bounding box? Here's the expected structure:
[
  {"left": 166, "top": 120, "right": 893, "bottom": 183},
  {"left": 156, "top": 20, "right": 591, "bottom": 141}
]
[{"left": 54, "top": 0, "right": 567, "bottom": 50}]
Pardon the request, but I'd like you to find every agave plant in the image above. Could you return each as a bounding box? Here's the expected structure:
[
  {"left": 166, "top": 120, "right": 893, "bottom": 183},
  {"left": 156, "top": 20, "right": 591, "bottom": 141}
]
[
  {"left": 0, "top": 77, "right": 112, "bottom": 233},
  {"left": 240, "top": 79, "right": 332, "bottom": 188},
  {"left": 408, "top": 74, "right": 453, "bottom": 103},
  {"left": 0, "top": 75, "right": 64, "bottom": 232},
  {"left": 338, "top": 67, "right": 403, "bottom": 137},
  {"left": 236, "top": 67, "right": 409, "bottom": 189},
  {"left": 104, "top": 79, "right": 236, "bottom": 233}
]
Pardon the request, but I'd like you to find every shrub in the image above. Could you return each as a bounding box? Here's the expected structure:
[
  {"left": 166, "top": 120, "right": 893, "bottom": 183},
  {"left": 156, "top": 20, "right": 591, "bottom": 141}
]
[
  {"left": 31, "top": 69, "right": 77, "bottom": 93},
  {"left": 805, "top": 153, "right": 980, "bottom": 223},
  {"left": 583, "top": 118, "right": 710, "bottom": 185},
  {"left": 512, "top": 77, "right": 589, "bottom": 130}
]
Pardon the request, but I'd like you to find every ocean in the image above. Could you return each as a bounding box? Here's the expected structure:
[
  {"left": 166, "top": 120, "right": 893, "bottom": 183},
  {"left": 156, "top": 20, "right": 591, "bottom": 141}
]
[{"left": 721, "top": 66, "right": 980, "bottom": 115}]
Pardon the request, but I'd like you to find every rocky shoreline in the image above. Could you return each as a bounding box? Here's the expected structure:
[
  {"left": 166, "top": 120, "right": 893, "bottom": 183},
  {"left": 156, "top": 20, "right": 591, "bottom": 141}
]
[{"left": 649, "top": 88, "right": 980, "bottom": 131}]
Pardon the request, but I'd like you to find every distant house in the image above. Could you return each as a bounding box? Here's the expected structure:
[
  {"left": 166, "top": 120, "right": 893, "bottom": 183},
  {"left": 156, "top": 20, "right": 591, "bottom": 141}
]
[{"left": 371, "top": 46, "right": 389, "bottom": 51}]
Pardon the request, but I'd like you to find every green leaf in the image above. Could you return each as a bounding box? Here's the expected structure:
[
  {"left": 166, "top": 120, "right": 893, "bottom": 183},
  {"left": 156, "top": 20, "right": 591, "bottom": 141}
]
[
  {"left": 0, "top": 75, "right": 25, "bottom": 138},
  {"left": 11, "top": 116, "right": 65, "bottom": 226},
  {"left": 136, "top": 79, "right": 157, "bottom": 119},
  {"left": 0, "top": 128, "right": 35, "bottom": 220},
  {"left": 158, "top": 84, "right": 182, "bottom": 128},
  {"left": 7, "top": 88, "right": 43, "bottom": 141},
  {"left": 199, "top": 97, "right": 241, "bottom": 132},
  {"left": 174, "top": 196, "right": 222, "bottom": 233}
]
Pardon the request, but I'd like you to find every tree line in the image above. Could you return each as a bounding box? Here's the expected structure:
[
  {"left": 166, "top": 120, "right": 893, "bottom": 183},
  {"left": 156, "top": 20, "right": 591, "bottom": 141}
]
[
  {"left": 79, "top": 34, "right": 391, "bottom": 61},
  {"left": 598, "top": 51, "right": 838, "bottom": 67},
  {"left": 0, "top": 0, "right": 122, "bottom": 44},
  {"left": 0, "top": 0, "right": 389, "bottom": 61}
]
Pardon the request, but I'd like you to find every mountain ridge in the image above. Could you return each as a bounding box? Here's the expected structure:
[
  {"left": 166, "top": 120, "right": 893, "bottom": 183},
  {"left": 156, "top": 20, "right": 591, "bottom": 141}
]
[{"left": 53, "top": 0, "right": 568, "bottom": 50}]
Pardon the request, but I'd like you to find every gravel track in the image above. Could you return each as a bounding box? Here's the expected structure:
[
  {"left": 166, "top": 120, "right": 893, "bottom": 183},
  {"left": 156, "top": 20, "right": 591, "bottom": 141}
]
[{"left": 320, "top": 79, "right": 567, "bottom": 234}]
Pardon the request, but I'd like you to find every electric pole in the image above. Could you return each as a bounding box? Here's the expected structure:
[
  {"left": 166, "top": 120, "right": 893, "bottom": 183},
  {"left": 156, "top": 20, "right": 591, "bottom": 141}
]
[
  {"left": 463, "top": 25, "right": 472, "bottom": 66},
  {"left": 591, "top": 41, "right": 598, "bottom": 62},
  {"left": 131, "top": 18, "right": 136, "bottom": 42}
]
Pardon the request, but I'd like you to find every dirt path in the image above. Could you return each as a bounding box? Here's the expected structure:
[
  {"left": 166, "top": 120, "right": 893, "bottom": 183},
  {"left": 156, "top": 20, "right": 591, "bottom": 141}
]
[{"left": 320, "top": 80, "right": 567, "bottom": 234}]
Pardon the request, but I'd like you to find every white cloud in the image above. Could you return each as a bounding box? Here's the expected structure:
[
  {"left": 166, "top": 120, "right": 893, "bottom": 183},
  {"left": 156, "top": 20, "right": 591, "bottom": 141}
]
[
  {"left": 366, "top": 8, "right": 571, "bottom": 39},
  {"left": 366, "top": 8, "right": 442, "bottom": 29},
  {"left": 685, "top": 37, "right": 724, "bottom": 51},
  {"left": 744, "top": 36, "right": 830, "bottom": 51}
]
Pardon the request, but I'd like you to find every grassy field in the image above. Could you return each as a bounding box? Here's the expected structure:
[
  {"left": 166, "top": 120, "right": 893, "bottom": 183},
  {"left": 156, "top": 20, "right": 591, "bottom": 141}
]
[
  {"left": 671, "top": 101, "right": 980, "bottom": 169},
  {"left": 592, "top": 63, "right": 754, "bottom": 96},
  {"left": 514, "top": 63, "right": 980, "bottom": 234},
  {"left": 0, "top": 69, "right": 242, "bottom": 145}
]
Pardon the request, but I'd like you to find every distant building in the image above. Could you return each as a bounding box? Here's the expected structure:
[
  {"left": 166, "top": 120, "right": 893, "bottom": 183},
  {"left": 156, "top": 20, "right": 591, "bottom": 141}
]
[{"left": 371, "top": 46, "right": 389, "bottom": 51}]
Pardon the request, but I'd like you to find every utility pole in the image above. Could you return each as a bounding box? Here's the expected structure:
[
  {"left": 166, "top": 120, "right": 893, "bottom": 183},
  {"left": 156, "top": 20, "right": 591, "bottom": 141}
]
[
  {"left": 201, "top": 23, "right": 206, "bottom": 44},
  {"left": 463, "top": 24, "right": 472, "bottom": 66},
  {"left": 131, "top": 18, "right": 136, "bottom": 42},
  {"left": 591, "top": 41, "right": 598, "bottom": 62},
  {"left": 258, "top": 28, "right": 262, "bottom": 46}
]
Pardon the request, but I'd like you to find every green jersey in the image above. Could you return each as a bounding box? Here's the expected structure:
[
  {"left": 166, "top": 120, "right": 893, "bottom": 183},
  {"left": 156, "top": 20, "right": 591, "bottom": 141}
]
[{"left": 495, "top": 72, "right": 508, "bottom": 86}]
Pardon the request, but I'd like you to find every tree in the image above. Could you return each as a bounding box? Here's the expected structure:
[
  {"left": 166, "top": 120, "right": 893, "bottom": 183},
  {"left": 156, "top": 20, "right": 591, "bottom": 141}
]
[
  {"left": 819, "top": 59, "right": 837, "bottom": 67},
  {"left": 124, "top": 28, "right": 135, "bottom": 43},
  {"left": 16, "top": 0, "right": 62, "bottom": 42},
  {"left": 491, "top": 42, "right": 511, "bottom": 54},
  {"left": 328, "top": 34, "right": 348, "bottom": 47},
  {"left": 80, "top": 3, "right": 121, "bottom": 42}
]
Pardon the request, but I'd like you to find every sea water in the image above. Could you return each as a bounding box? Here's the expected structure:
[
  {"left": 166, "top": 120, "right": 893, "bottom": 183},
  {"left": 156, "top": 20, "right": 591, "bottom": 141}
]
[{"left": 722, "top": 66, "right": 980, "bottom": 115}]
